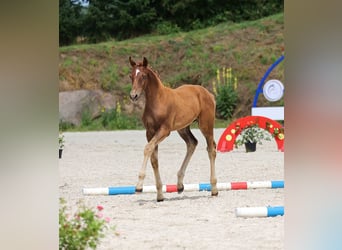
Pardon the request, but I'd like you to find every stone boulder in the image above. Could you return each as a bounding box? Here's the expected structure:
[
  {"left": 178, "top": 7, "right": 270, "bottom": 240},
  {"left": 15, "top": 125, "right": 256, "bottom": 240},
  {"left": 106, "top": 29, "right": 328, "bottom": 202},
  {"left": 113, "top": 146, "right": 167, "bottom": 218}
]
[{"left": 59, "top": 90, "right": 117, "bottom": 126}]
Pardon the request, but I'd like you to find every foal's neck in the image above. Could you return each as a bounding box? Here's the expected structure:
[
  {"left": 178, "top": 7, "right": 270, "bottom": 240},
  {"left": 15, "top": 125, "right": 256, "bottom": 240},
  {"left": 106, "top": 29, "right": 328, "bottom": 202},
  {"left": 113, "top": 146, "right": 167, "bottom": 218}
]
[{"left": 145, "top": 68, "right": 165, "bottom": 101}]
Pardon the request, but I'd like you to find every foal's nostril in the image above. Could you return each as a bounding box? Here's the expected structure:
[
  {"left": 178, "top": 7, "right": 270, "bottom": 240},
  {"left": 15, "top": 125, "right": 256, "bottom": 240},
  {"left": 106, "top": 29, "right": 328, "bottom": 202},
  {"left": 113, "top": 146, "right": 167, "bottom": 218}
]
[{"left": 130, "top": 94, "right": 138, "bottom": 101}]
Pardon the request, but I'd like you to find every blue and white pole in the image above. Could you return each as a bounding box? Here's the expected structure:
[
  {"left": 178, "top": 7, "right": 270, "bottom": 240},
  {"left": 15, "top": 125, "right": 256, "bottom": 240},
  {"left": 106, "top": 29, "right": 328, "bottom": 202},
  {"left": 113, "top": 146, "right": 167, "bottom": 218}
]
[{"left": 235, "top": 206, "right": 284, "bottom": 217}]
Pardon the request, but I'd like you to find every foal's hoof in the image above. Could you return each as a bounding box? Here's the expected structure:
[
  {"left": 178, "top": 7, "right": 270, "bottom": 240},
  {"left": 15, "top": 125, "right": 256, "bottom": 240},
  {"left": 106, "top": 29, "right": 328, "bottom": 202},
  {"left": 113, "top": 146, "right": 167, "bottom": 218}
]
[
  {"left": 211, "top": 191, "right": 219, "bottom": 196},
  {"left": 135, "top": 187, "right": 143, "bottom": 193},
  {"left": 157, "top": 198, "right": 164, "bottom": 202},
  {"left": 177, "top": 185, "right": 184, "bottom": 194}
]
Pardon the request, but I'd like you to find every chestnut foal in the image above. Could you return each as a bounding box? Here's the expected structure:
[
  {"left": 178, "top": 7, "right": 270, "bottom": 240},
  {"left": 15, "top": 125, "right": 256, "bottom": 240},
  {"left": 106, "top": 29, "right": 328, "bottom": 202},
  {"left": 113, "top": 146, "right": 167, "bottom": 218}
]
[{"left": 129, "top": 57, "right": 218, "bottom": 201}]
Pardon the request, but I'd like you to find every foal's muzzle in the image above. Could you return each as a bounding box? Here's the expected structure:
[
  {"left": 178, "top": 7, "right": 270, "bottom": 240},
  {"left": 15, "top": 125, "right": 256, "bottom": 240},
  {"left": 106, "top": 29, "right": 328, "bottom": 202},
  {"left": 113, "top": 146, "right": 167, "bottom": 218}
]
[{"left": 130, "top": 91, "right": 139, "bottom": 102}]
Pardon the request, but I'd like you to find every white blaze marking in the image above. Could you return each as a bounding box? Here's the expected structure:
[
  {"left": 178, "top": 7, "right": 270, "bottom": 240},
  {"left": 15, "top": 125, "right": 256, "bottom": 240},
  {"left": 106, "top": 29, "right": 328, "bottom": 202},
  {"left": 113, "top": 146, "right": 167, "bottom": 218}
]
[{"left": 135, "top": 69, "right": 140, "bottom": 76}]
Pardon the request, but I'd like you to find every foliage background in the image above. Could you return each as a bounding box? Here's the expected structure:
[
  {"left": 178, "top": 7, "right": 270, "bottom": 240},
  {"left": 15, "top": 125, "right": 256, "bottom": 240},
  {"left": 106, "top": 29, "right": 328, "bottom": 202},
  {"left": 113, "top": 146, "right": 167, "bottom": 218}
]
[{"left": 60, "top": 0, "right": 283, "bottom": 45}]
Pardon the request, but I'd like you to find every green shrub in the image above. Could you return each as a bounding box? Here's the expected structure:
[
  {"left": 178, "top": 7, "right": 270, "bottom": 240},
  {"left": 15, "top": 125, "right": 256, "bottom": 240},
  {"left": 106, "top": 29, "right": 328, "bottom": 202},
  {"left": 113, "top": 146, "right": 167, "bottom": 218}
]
[
  {"left": 213, "top": 67, "right": 239, "bottom": 119},
  {"left": 60, "top": 104, "right": 144, "bottom": 131},
  {"left": 59, "top": 199, "right": 113, "bottom": 250},
  {"left": 154, "top": 21, "right": 181, "bottom": 35},
  {"left": 59, "top": 120, "right": 75, "bottom": 131},
  {"left": 216, "top": 84, "right": 238, "bottom": 119},
  {"left": 101, "top": 104, "right": 142, "bottom": 130},
  {"left": 81, "top": 109, "right": 92, "bottom": 127}
]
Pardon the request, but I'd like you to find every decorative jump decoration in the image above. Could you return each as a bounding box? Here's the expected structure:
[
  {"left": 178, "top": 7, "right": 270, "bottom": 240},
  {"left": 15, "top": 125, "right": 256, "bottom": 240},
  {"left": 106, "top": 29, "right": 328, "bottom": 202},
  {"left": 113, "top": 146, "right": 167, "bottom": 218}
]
[
  {"left": 251, "top": 54, "right": 284, "bottom": 120},
  {"left": 217, "top": 54, "right": 285, "bottom": 153},
  {"left": 218, "top": 54, "right": 285, "bottom": 218},
  {"left": 217, "top": 115, "right": 284, "bottom": 152}
]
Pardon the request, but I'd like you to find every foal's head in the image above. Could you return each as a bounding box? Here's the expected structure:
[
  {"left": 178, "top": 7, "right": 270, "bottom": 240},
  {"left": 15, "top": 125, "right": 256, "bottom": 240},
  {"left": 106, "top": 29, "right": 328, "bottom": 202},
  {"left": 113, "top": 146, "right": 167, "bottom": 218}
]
[{"left": 129, "top": 56, "right": 149, "bottom": 102}]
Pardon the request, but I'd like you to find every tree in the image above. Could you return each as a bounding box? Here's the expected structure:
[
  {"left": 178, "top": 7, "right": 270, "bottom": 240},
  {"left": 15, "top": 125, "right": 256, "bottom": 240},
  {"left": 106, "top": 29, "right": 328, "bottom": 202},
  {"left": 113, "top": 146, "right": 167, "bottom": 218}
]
[
  {"left": 59, "top": 0, "right": 283, "bottom": 45},
  {"left": 82, "top": 0, "right": 157, "bottom": 42},
  {"left": 59, "top": 0, "right": 83, "bottom": 45}
]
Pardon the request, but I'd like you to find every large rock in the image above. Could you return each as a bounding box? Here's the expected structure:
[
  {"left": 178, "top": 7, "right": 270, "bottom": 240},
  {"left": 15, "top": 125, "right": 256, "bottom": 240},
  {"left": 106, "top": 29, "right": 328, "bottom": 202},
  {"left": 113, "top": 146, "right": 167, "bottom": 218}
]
[{"left": 59, "top": 90, "right": 117, "bottom": 126}]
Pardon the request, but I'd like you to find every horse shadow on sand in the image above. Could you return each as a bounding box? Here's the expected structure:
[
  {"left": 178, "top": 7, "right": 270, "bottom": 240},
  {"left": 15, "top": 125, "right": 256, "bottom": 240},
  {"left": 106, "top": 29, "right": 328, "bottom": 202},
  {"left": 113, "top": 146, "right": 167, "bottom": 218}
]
[{"left": 136, "top": 193, "right": 215, "bottom": 204}]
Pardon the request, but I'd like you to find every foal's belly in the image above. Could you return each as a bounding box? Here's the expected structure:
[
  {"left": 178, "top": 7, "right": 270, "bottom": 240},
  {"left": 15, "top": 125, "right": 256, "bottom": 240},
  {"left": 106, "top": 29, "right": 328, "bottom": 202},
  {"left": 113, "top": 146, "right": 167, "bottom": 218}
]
[{"left": 172, "top": 110, "right": 198, "bottom": 130}]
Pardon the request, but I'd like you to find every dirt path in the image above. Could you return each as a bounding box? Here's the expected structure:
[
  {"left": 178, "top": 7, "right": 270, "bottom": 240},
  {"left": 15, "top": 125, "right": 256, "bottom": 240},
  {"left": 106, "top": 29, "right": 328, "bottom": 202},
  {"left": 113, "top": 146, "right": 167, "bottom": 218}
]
[{"left": 59, "top": 129, "right": 284, "bottom": 249}]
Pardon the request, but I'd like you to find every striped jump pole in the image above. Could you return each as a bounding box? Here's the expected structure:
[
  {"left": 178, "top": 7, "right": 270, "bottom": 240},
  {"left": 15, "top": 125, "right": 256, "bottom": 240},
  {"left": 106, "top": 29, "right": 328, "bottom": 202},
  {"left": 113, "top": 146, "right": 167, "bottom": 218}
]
[
  {"left": 83, "top": 180, "right": 284, "bottom": 195},
  {"left": 235, "top": 206, "right": 284, "bottom": 217}
]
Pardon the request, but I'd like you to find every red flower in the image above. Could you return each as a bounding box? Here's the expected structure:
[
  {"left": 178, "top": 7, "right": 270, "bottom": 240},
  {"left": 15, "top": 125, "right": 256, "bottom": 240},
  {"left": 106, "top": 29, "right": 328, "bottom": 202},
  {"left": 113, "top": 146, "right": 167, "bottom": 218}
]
[{"left": 97, "top": 205, "right": 104, "bottom": 211}]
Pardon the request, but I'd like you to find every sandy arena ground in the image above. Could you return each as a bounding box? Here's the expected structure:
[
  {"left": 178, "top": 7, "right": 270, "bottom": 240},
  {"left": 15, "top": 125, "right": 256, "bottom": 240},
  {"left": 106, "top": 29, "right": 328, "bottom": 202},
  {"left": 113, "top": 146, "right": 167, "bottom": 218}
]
[{"left": 59, "top": 129, "right": 284, "bottom": 249}]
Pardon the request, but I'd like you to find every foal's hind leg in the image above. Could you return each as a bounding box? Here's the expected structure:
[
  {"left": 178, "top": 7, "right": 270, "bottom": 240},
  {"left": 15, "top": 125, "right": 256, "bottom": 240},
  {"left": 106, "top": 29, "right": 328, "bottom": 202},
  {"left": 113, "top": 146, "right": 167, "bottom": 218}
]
[
  {"left": 198, "top": 119, "right": 218, "bottom": 196},
  {"left": 177, "top": 126, "right": 198, "bottom": 193},
  {"left": 205, "top": 136, "right": 218, "bottom": 196}
]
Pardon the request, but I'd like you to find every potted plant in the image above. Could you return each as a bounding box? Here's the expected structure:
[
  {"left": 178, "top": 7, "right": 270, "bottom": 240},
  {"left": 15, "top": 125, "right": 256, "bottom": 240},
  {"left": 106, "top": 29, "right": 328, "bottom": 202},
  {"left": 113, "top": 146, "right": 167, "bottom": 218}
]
[
  {"left": 234, "top": 124, "right": 272, "bottom": 152},
  {"left": 59, "top": 133, "right": 65, "bottom": 159}
]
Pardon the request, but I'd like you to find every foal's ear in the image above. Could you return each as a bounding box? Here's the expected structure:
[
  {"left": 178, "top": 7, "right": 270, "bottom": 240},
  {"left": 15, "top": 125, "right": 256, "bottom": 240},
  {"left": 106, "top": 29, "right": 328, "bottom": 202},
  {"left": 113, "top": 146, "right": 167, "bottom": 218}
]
[
  {"left": 143, "top": 57, "right": 148, "bottom": 67},
  {"left": 129, "top": 56, "right": 136, "bottom": 67}
]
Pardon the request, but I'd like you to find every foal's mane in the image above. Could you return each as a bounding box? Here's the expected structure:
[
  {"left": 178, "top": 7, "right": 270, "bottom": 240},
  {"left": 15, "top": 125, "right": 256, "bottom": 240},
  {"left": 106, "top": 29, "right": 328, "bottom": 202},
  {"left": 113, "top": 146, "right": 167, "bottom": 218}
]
[{"left": 136, "top": 61, "right": 160, "bottom": 78}]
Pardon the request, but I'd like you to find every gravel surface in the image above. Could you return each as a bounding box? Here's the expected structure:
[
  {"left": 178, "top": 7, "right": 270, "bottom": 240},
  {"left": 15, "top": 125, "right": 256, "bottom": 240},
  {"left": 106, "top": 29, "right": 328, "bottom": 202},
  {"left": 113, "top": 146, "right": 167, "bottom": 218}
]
[{"left": 59, "top": 129, "right": 284, "bottom": 249}]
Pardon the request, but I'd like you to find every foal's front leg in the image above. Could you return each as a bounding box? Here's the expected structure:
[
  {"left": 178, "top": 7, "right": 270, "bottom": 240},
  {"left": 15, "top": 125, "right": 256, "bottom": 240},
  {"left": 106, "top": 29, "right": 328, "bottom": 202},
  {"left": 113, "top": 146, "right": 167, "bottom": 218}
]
[
  {"left": 135, "top": 137, "right": 156, "bottom": 192},
  {"left": 136, "top": 128, "right": 169, "bottom": 201},
  {"left": 150, "top": 145, "right": 164, "bottom": 201}
]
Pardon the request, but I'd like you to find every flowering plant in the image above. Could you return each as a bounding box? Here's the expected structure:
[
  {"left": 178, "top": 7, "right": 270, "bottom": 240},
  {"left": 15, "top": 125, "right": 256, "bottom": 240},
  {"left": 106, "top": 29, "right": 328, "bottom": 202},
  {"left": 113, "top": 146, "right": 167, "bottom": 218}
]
[
  {"left": 271, "top": 126, "right": 285, "bottom": 140},
  {"left": 59, "top": 133, "right": 65, "bottom": 149},
  {"left": 235, "top": 124, "right": 272, "bottom": 147},
  {"left": 59, "top": 199, "right": 113, "bottom": 250},
  {"left": 213, "top": 67, "right": 238, "bottom": 119}
]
